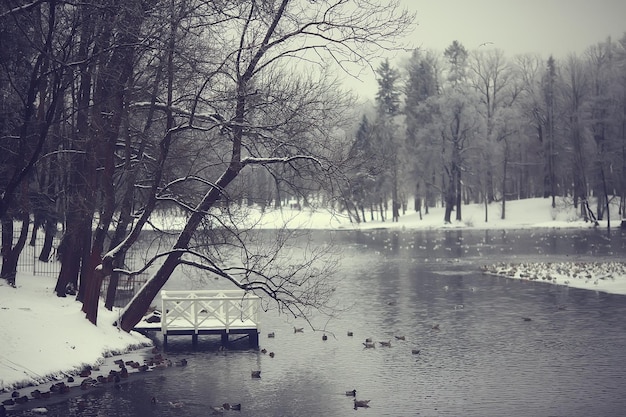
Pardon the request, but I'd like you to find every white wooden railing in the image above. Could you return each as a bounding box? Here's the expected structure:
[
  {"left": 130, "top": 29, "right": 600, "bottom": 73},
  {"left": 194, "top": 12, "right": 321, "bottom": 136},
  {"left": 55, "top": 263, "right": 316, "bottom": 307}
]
[{"left": 160, "top": 289, "right": 260, "bottom": 334}]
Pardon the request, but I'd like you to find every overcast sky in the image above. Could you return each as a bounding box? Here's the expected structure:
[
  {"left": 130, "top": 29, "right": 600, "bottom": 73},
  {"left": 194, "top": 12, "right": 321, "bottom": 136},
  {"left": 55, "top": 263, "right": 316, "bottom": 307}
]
[
  {"left": 403, "top": 0, "right": 626, "bottom": 57},
  {"left": 346, "top": 0, "right": 626, "bottom": 100}
]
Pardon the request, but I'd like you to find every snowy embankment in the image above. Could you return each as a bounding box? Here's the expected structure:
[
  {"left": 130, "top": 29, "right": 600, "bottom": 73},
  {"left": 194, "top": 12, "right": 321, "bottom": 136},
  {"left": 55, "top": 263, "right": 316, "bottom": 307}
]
[
  {"left": 148, "top": 197, "right": 621, "bottom": 231},
  {"left": 0, "top": 274, "right": 151, "bottom": 393}
]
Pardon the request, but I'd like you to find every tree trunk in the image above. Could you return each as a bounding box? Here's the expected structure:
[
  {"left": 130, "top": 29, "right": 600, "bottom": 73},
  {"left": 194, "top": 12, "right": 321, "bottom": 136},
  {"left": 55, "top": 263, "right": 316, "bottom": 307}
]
[
  {"left": 501, "top": 141, "right": 509, "bottom": 220},
  {"left": 444, "top": 199, "right": 453, "bottom": 224},
  {"left": 455, "top": 166, "right": 462, "bottom": 222},
  {"left": 54, "top": 221, "right": 83, "bottom": 297},
  {"left": 38, "top": 218, "right": 56, "bottom": 262},
  {"left": 1, "top": 212, "right": 30, "bottom": 286}
]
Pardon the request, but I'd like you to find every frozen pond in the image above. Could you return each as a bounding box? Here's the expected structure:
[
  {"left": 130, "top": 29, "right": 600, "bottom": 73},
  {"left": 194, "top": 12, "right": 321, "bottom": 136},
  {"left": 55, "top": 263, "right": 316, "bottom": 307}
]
[{"left": 9, "top": 228, "right": 626, "bottom": 416}]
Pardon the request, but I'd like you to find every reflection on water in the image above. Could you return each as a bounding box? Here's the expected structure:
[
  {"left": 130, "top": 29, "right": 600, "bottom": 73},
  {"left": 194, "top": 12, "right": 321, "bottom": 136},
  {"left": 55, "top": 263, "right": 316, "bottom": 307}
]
[{"left": 10, "top": 229, "right": 626, "bottom": 417}]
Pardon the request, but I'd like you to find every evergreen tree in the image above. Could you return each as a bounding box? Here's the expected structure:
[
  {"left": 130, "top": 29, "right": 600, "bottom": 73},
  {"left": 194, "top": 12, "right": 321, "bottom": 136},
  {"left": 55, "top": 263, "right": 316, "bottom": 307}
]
[
  {"left": 376, "top": 59, "right": 401, "bottom": 116},
  {"left": 444, "top": 40, "right": 468, "bottom": 88},
  {"left": 374, "top": 59, "right": 402, "bottom": 221},
  {"left": 404, "top": 49, "right": 439, "bottom": 216}
]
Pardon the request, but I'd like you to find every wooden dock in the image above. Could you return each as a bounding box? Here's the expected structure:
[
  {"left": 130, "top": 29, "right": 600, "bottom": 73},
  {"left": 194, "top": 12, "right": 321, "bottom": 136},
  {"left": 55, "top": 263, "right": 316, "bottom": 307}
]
[{"left": 135, "top": 289, "right": 261, "bottom": 347}]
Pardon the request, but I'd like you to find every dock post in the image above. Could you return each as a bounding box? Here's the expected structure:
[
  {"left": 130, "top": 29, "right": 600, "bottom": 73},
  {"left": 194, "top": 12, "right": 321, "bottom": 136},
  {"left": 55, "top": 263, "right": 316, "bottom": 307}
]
[
  {"left": 249, "top": 331, "right": 259, "bottom": 348},
  {"left": 221, "top": 332, "right": 229, "bottom": 346},
  {"left": 192, "top": 333, "right": 198, "bottom": 346}
]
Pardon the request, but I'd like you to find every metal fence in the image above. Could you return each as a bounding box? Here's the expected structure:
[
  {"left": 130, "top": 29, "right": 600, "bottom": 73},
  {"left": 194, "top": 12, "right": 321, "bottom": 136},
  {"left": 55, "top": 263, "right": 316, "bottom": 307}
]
[
  {"left": 16, "top": 235, "right": 62, "bottom": 276},
  {"left": 101, "top": 274, "right": 149, "bottom": 307},
  {"left": 14, "top": 232, "right": 148, "bottom": 307}
]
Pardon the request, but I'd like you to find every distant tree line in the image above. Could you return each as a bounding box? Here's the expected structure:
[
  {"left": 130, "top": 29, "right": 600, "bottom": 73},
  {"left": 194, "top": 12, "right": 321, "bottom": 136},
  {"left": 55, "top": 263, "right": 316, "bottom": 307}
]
[{"left": 343, "top": 36, "right": 626, "bottom": 227}]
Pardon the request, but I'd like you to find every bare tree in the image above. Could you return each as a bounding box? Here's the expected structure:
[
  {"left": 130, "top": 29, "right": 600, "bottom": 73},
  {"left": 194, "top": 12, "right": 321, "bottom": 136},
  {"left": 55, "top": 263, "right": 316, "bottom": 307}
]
[
  {"left": 561, "top": 54, "right": 595, "bottom": 222},
  {"left": 469, "top": 48, "right": 522, "bottom": 219}
]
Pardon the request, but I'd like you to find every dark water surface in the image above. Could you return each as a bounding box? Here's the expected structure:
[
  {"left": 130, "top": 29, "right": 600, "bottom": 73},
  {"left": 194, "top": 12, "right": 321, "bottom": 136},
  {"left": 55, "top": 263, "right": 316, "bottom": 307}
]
[{"left": 9, "top": 228, "right": 626, "bottom": 417}]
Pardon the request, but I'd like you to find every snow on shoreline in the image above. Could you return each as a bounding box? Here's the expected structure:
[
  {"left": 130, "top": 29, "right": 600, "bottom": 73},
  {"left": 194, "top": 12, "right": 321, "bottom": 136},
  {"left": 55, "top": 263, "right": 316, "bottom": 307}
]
[
  {"left": 0, "top": 274, "right": 151, "bottom": 393},
  {"left": 147, "top": 197, "right": 623, "bottom": 231}
]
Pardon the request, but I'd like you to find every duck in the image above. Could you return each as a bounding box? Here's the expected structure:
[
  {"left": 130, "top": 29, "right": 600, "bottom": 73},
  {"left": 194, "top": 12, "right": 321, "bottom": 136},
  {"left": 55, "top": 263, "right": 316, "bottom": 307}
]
[
  {"left": 261, "top": 348, "right": 267, "bottom": 354},
  {"left": 153, "top": 361, "right": 170, "bottom": 370},
  {"left": 169, "top": 401, "right": 184, "bottom": 408},
  {"left": 81, "top": 377, "right": 96, "bottom": 388},
  {"left": 50, "top": 382, "right": 66, "bottom": 393},
  {"left": 522, "top": 317, "right": 532, "bottom": 322},
  {"left": 347, "top": 331, "right": 354, "bottom": 337},
  {"left": 354, "top": 399, "right": 371, "bottom": 408},
  {"left": 267, "top": 332, "right": 275, "bottom": 338},
  {"left": 210, "top": 405, "right": 225, "bottom": 414},
  {"left": 378, "top": 340, "right": 391, "bottom": 347},
  {"left": 431, "top": 324, "right": 440, "bottom": 330},
  {"left": 412, "top": 349, "right": 421, "bottom": 355},
  {"left": 322, "top": 334, "right": 328, "bottom": 341},
  {"left": 394, "top": 335, "right": 406, "bottom": 340},
  {"left": 293, "top": 327, "right": 304, "bottom": 333},
  {"left": 251, "top": 370, "right": 261, "bottom": 378},
  {"left": 345, "top": 389, "right": 357, "bottom": 397},
  {"left": 14, "top": 395, "right": 28, "bottom": 405},
  {"left": 269, "top": 352, "right": 275, "bottom": 358},
  {"left": 362, "top": 341, "right": 376, "bottom": 349},
  {"left": 174, "top": 358, "right": 188, "bottom": 366},
  {"left": 221, "top": 402, "right": 242, "bottom": 410}
]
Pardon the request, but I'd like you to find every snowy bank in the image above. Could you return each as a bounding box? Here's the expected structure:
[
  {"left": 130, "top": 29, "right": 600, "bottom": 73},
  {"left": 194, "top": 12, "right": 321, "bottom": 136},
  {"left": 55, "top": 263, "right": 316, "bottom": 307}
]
[
  {"left": 0, "top": 273, "right": 151, "bottom": 392},
  {"left": 148, "top": 197, "right": 623, "bottom": 231}
]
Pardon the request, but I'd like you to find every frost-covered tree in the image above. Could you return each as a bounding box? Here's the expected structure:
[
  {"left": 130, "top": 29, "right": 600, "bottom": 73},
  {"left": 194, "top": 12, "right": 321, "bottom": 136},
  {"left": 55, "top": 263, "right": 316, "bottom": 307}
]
[
  {"left": 469, "top": 48, "right": 522, "bottom": 219},
  {"left": 404, "top": 49, "right": 440, "bottom": 216},
  {"left": 373, "top": 58, "right": 403, "bottom": 221}
]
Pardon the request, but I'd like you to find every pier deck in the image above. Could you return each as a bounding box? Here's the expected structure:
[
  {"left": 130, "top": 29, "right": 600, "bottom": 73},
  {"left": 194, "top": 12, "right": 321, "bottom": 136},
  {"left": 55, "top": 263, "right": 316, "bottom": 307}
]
[{"left": 134, "top": 289, "right": 260, "bottom": 347}]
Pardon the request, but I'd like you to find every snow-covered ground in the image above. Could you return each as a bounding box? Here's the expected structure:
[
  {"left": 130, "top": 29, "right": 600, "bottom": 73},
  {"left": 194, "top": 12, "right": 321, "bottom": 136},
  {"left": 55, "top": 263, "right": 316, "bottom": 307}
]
[
  {"left": 1, "top": 197, "right": 625, "bottom": 397},
  {"left": 0, "top": 274, "right": 151, "bottom": 393},
  {"left": 149, "top": 196, "right": 621, "bottom": 231}
]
